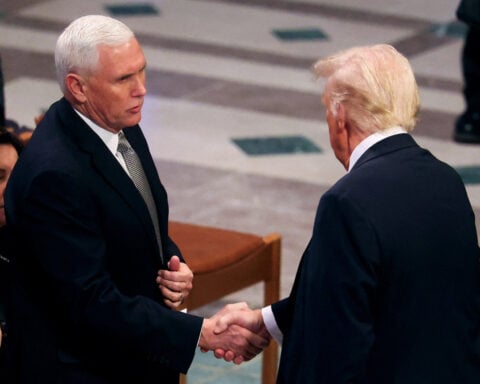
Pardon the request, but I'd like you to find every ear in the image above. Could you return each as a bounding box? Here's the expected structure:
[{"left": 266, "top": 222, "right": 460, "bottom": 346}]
[
  {"left": 335, "top": 103, "right": 348, "bottom": 135},
  {"left": 65, "top": 73, "right": 87, "bottom": 103}
]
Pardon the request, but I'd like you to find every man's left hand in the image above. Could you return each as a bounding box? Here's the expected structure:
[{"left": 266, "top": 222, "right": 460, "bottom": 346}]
[{"left": 156, "top": 255, "right": 193, "bottom": 309}]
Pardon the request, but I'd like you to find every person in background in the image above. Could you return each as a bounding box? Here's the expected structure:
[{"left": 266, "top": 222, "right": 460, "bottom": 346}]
[
  {"left": 0, "top": 129, "right": 23, "bottom": 382},
  {"left": 216, "top": 44, "right": 480, "bottom": 383},
  {"left": 5, "top": 15, "right": 267, "bottom": 384},
  {"left": 454, "top": 0, "right": 480, "bottom": 143}
]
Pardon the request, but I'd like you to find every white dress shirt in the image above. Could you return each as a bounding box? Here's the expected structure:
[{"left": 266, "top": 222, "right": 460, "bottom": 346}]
[{"left": 74, "top": 110, "right": 130, "bottom": 175}]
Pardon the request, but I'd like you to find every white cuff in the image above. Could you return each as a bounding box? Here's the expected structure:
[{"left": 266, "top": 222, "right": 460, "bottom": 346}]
[{"left": 261, "top": 306, "right": 283, "bottom": 345}]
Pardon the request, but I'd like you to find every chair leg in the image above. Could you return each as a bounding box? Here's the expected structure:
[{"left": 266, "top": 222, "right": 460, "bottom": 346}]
[
  {"left": 262, "top": 343, "right": 278, "bottom": 384},
  {"left": 180, "top": 232, "right": 281, "bottom": 384},
  {"left": 179, "top": 373, "right": 187, "bottom": 384},
  {"left": 262, "top": 233, "right": 281, "bottom": 384}
]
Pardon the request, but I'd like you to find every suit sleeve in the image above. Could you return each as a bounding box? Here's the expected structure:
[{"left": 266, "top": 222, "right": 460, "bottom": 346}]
[
  {"left": 18, "top": 170, "right": 202, "bottom": 373},
  {"left": 276, "top": 192, "right": 382, "bottom": 382}
]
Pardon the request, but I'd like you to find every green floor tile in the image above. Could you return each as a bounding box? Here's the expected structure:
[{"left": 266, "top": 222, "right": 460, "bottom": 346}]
[
  {"left": 105, "top": 3, "right": 159, "bottom": 16},
  {"left": 429, "top": 21, "right": 467, "bottom": 39},
  {"left": 232, "top": 135, "right": 322, "bottom": 156},
  {"left": 186, "top": 350, "right": 261, "bottom": 383},
  {"left": 272, "top": 28, "right": 328, "bottom": 41},
  {"left": 455, "top": 165, "right": 480, "bottom": 185}
]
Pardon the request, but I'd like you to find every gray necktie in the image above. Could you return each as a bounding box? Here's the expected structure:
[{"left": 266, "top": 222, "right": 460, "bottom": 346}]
[{"left": 117, "top": 131, "right": 163, "bottom": 262}]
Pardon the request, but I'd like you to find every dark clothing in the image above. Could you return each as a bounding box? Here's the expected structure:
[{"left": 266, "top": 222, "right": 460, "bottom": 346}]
[
  {"left": 272, "top": 134, "right": 480, "bottom": 383},
  {"left": 457, "top": 0, "right": 480, "bottom": 27},
  {"left": 5, "top": 98, "right": 203, "bottom": 383},
  {"left": 455, "top": 0, "right": 480, "bottom": 141},
  {"left": 459, "top": 25, "right": 480, "bottom": 115},
  {"left": 0, "top": 228, "right": 9, "bottom": 325},
  {"left": 0, "top": 227, "right": 11, "bottom": 382}
]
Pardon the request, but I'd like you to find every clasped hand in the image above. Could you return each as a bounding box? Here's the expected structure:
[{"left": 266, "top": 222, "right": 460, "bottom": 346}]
[
  {"left": 198, "top": 302, "right": 271, "bottom": 364},
  {"left": 156, "top": 260, "right": 270, "bottom": 363},
  {"left": 156, "top": 255, "right": 193, "bottom": 309}
]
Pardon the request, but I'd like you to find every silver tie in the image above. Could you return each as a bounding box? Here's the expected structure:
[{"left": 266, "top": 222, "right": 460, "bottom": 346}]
[{"left": 117, "top": 131, "right": 163, "bottom": 262}]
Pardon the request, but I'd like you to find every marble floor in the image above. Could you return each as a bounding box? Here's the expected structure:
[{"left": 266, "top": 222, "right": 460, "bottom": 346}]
[{"left": 1, "top": 0, "right": 479, "bottom": 382}]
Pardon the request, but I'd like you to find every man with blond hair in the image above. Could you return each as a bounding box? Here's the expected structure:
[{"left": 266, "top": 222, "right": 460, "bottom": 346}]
[{"left": 217, "top": 44, "right": 480, "bottom": 383}]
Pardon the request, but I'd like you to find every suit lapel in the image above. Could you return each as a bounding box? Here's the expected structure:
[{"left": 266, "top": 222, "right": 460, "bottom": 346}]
[{"left": 57, "top": 99, "right": 161, "bottom": 256}]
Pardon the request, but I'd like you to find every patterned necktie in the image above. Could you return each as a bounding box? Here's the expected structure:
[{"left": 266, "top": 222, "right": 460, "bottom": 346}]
[{"left": 117, "top": 131, "right": 163, "bottom": 263}]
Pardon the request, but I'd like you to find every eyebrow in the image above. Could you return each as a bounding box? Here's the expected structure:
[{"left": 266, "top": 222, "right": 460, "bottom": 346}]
[{"left": 118, "top": 63, "right": 147, "bottom": 81}]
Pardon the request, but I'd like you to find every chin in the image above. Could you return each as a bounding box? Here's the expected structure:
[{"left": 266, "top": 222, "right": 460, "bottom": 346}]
[{"left": 127, "top": 116, "right": 142, "bottom": 127}]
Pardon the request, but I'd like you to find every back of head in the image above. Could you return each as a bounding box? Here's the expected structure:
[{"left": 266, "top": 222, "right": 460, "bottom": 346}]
[
  {"left": 313, "top": 44, "right": 420, "bottom": 133},
  {"left": 55, "top": 15, "right": 135, "bottom": 94}
]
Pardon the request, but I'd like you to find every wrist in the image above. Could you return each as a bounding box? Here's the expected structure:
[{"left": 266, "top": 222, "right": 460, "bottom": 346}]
[{"left": 198, "top": 318, "right": 212, "bottom": 350}]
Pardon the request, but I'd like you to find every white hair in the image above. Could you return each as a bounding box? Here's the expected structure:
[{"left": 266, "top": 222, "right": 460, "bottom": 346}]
[
  {"left": 313, "top": 44, "right": 420, "bottom": 133},
  {"left": 55, "top": 15, "right": 134, "bottom": 93}
]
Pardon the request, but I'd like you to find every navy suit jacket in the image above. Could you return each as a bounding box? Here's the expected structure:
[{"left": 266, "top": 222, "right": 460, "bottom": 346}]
[
  {"left": 5, "top": 98, "right": 202, "bottom": 383},
  {"left": 273, "top": 134, "right": 480, "bottom": 383}
]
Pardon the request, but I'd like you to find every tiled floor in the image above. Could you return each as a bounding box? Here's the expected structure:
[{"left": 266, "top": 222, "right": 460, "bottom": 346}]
[{"left": 1, "top": 0, "right": 479, "bottom": 382}]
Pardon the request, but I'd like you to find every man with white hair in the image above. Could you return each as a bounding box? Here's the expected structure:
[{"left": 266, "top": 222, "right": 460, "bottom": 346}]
[
  {"left": 5, "top": 15, "right": 267, "bottom": 383},
  {"left": 217, "top": 44, "right": 480, "bottom": 383}
]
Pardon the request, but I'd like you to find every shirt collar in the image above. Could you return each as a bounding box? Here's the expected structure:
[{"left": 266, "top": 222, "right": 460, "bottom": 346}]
[
  {"left": 348, "top": 126, "right": 407, "bottom": 172},
  {"left": 74, "top": 109, "right": 120, "bottom": 156}
]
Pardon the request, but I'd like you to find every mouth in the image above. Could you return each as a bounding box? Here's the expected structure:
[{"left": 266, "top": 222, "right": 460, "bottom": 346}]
[{"left": 129, "top": 103, "right": 143, "bottom": 114}]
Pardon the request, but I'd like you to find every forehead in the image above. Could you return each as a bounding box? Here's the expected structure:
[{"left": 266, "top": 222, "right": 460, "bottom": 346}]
[
  {"left": 0, "top": 144, "right": 19, "bottom": 168},
  {"left": 96, "top": 38, "right": 146, "bottom": 72}
]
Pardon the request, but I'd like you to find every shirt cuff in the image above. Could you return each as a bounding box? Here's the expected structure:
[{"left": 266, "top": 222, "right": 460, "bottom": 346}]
[{"left": 261, "top": 305, "right": 283, "bottom": 345}]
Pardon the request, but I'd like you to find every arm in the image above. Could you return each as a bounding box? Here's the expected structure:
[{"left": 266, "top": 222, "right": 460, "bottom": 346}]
[
  {"left": 276, "top": 193, "right": 380, "bottom": 382},
  {"left": 13, "top": 170, "right": 201, "bottom": 373}
]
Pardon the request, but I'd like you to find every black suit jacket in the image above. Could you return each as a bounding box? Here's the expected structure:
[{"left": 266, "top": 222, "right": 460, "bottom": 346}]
[
  {"left": 272, "top": 134, "right": 480, "bottom": 383},
  {"left": 457, "top": 0, "right": 480, "bottom": 27},
  {"left": 0, "top": 227, "right": 11, "bottom": 382},
  {"left": 5, "top": 98, "right": 203, "bottom": 383}
]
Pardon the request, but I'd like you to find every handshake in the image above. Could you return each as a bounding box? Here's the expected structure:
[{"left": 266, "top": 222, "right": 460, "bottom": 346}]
[{"left": 198, "top": 302, "right": 271, "bottom": 364}]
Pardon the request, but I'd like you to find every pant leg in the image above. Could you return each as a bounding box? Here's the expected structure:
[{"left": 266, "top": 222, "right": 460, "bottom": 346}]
[{"left": 461, "top": 26, "right": 480, "bottom": 113}]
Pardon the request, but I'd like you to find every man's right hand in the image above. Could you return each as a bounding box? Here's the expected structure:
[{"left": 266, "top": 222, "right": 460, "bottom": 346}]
[{"left": 198, "top": 303, "right": 270, "bottom": 364}]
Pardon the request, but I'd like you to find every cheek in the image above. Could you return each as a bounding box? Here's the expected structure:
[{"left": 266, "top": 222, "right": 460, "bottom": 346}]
[
  {"left": 90, "top": 85, "right": 121, "bottom": 109},
  {"left": 0, "top": 180, "right": 7, "bottom": 196}
]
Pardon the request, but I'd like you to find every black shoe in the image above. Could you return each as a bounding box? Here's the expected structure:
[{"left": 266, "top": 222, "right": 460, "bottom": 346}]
[{"left": 454, "top": 112, "right": 480, "bottom": 143}]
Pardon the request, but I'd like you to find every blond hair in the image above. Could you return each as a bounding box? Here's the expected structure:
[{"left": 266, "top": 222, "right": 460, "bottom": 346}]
[{"left": 313, "top": 44, "right": 420, "bottom": 133}]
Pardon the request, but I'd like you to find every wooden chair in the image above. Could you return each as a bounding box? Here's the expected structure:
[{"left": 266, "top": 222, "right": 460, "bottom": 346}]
[{"left": 169, "top": 221, "right": 281, "bottom": 384}]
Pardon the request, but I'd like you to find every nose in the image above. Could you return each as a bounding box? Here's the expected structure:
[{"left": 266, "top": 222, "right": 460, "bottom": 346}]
[
  {"left": 136, "top": 80, "right": 147, "bottom": 97},
  {"left": 132, "top": 75, "right": 147, "bottom": 97}
]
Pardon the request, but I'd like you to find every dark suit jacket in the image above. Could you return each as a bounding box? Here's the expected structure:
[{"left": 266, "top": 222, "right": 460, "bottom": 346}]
[
  {"left": 0, "top": 227, "right": 11, "bottom": 382},
  {"left": 5, "top": 98, "right": 203, "bottom": 383},
  {"left": 272, "top": 134, "right": 480, "bottom": 383},
  {"left": 457, "top": 0, "right": 480, "bottom": 27}
]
